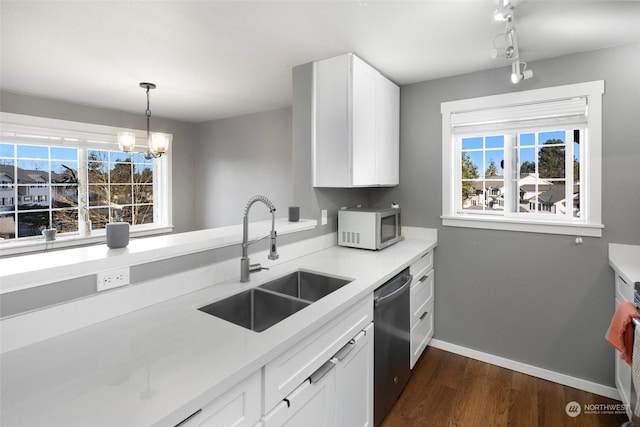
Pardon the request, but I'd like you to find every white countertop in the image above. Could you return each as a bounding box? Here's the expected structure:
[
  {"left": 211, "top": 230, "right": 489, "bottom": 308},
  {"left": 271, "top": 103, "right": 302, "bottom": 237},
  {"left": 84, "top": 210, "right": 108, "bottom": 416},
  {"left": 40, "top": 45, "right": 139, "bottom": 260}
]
[
  {"left": 609, "top": 243, "right": 640, "bottom": 284},
  {"left": 0, "top": 236, "right": 436, "bottom": 427}
]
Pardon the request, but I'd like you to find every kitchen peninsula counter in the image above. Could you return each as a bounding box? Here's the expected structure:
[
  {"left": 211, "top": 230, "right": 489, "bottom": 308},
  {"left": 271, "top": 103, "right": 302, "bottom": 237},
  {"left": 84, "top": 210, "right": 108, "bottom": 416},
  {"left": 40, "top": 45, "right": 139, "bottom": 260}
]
[{"left": 1, "top": 231, "right": 436, "bottom": 426}]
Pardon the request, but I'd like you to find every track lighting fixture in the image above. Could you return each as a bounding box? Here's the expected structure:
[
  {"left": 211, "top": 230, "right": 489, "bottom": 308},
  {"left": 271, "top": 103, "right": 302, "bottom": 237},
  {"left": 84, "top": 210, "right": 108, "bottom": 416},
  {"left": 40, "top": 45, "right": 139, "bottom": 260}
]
[
  {"left": 116, "top": 82, "right": 172, "bottom": 159},
  {"left": 490, "top": 0, "right": 533, "bottom": 84},
  {"left": 511, "top": 60, "right": 533, "bottom": 84}
]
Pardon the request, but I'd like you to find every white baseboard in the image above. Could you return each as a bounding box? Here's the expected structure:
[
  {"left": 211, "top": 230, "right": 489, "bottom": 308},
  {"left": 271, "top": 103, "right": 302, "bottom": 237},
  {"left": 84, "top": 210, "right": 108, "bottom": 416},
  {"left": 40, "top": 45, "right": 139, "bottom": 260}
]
[{"left": 429, "top": 338, "right": 620, "bottom": 400}]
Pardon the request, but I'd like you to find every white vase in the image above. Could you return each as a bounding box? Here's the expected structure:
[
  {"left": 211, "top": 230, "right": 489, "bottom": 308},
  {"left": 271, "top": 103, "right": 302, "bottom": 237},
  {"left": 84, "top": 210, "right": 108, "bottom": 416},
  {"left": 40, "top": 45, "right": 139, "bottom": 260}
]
[{"left": 79, "top": 220, "right": 92, "bottom": 237}]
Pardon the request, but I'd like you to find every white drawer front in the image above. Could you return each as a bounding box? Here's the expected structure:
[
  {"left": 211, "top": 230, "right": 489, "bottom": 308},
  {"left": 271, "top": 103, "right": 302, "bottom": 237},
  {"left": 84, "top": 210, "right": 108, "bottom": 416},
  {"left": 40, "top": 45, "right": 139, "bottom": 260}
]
[
  {"left": 616, "top": 274, "right": 633, "bottom": 302},
  {"left": 410, "top": 303, "right": 434, "bottom": 369},
  {"left": 410, "top": 269, "right": 434, "bottom": 329},
  {"left": 410, "top": 250, "right": 433, "bottom": 277},
  {"left": 181, "top": 370, "right": 261, "bottom": 427},
  {"left": 263, "top": 295, "right": 373, "bottom": 412}
]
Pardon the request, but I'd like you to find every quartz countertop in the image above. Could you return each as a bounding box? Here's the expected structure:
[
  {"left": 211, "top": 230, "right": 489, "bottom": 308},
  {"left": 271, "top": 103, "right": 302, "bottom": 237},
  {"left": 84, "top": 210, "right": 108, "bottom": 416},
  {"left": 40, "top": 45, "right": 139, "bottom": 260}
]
[
  {"left": 0, "top": 236, "right": 436, "bottom": 427},
  {"left": 609, "top": 243, "right": 640, "bottom": 284}
]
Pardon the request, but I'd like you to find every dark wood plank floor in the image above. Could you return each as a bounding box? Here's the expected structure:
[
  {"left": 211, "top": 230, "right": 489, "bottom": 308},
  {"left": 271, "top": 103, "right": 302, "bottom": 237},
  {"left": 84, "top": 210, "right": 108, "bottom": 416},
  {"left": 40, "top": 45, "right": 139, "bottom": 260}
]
[{"left": 381, "top": 347, "right": 630, "bottom": 427}]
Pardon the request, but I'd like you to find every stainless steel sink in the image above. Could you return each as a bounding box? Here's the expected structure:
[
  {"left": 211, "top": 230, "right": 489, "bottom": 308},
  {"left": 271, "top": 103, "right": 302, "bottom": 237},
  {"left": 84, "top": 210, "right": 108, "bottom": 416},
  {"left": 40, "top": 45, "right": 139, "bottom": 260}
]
[
  {"left": 258, "top": 270, "right": 352, "bottom": 302},
  {"left": 198, "top": 270, "right": 352, "bottom": 332},
  {"left": 198, "top": 288, "right": 309, "bottom": 332}
]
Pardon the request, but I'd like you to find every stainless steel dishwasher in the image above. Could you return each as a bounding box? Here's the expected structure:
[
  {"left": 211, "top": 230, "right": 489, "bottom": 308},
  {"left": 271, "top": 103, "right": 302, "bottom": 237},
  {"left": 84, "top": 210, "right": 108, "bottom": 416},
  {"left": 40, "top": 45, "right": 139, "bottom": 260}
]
[{"left": 373, "top": 267, "right": 412, "bottom": 427}]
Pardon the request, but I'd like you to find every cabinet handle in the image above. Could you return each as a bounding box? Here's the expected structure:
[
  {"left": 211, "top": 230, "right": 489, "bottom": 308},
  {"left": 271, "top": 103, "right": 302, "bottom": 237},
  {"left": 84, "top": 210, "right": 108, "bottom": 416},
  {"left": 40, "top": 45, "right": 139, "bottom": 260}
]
[
  {"left": 309, "top": 360, "right": 336, "bottom": 384},
  {"left": 174, "top": 409, "right": 202, "bottom": 427},
  {"left": 333, "top": 330, "right": 364, "bottom": 361},
  {"left": 418, "top": 274, "right": 429, "bottom": 283},
  {"left": 419, "top": 311, "right": 429, "bottom": 321}
]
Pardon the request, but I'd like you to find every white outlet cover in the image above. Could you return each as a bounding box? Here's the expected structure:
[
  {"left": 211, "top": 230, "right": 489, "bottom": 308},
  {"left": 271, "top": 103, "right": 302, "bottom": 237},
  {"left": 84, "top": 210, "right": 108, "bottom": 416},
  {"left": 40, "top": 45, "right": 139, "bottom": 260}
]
[{"left": 97, "top": 267, "right": 130, "bottom": 292}]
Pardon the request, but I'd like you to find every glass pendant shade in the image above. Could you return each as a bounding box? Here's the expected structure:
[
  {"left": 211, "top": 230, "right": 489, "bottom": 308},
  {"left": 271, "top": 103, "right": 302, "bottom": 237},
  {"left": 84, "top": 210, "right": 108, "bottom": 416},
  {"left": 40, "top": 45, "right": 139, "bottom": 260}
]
[
  {"left": 117, "top": 131, "right": 137, "bottom": 152},
  {"left": 149, "top": 132, "right": 172, "bottom": 155}
]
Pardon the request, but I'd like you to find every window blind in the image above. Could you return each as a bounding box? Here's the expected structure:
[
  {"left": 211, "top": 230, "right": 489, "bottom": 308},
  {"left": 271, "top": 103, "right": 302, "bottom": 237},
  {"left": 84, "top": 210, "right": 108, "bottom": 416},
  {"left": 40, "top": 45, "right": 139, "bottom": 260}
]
[{"left": 450, "top": 97, "right": 588, "bottom": 132}]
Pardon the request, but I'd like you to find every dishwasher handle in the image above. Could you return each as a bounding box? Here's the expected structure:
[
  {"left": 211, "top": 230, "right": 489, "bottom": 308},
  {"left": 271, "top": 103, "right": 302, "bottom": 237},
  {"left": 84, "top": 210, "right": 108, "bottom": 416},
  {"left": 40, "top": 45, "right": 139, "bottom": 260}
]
[{"left": 374, "top": 274, "right": 412, "bottom": 308}]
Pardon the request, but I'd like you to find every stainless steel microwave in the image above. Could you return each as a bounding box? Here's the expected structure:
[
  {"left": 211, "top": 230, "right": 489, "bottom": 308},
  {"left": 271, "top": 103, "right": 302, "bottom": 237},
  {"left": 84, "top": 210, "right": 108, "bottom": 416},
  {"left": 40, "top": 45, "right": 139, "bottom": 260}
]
[{"left": 338, "top": 207, "right": 402, "bottom": 250}]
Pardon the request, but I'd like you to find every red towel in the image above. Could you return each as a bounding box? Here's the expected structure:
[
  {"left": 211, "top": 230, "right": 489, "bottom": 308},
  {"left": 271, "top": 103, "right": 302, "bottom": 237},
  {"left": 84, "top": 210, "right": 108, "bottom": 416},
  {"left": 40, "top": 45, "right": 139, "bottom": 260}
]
[{"left": 606, "top": 301, "right": 640, "bottom": 366}]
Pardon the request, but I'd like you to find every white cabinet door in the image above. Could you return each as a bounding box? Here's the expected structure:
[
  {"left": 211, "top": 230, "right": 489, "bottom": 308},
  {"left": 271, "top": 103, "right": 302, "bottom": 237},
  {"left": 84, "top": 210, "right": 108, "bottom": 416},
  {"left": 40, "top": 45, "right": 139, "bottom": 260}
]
[
  {"left": 313, "top": 53, "right": 399, "bottom": 188},
  {"left": 375, "top": 74, "right": 400, "bottom": 186},
  {"left": 351, "top": 55, "right": 378, "bottom": 186},
  {"left": 179, "top": 370, "right": 261, "bottom": 427},
  {"left": 262, "top": 364, "right": 336, "bottom": 427},
  {"left": 334, "top": 323, "right": 373, "bottom": 427},
  {"left": 410, "top": 302, "right": 434, "bottom": 369}
]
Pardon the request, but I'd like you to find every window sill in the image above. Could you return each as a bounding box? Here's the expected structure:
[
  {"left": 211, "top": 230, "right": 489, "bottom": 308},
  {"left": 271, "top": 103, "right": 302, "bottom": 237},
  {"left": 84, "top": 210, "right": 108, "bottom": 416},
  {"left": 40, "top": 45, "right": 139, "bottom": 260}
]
[
  {"left": 441, "top": 215, "right": 603, "bottom": 237},
  {"left": 0, "top": 225, "right": 174, "bottom": 257}
]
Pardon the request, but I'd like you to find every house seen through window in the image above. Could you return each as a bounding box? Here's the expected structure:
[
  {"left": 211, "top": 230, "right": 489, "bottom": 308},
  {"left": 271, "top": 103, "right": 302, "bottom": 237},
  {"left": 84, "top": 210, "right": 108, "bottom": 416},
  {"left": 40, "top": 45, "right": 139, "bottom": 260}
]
[{"left": 0, "top": 144, "right": 155, "bottom": 240}]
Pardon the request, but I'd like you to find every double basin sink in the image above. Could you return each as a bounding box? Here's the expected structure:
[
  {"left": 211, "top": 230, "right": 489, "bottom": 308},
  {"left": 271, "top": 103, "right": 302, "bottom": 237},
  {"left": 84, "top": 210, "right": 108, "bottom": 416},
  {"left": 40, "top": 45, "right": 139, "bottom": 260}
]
[{"left": 198, "top": 270, "right": 352, "bottom": 332}]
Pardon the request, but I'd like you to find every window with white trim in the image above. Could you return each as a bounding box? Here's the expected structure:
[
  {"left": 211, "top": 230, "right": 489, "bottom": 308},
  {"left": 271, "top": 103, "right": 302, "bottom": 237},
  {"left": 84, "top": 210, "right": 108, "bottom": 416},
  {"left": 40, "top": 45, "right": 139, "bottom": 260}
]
[
  {"left": 441, "top": 81, "right": 604, "bottom": 236},
  {"left": 0, "top": 113, "right": 172, "bottom": 246}
]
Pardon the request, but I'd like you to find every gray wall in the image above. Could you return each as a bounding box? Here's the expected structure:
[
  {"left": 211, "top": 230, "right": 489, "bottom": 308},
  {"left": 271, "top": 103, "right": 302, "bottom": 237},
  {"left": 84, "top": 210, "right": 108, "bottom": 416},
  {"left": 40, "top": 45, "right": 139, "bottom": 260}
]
[
  {"left": 195, "top": 63, "right": 369, "bottom": 233},
  {"left": 0, "top": 91, "right": 198, "bottom": 233},
  {"left": 196, "top": 107, "right": 294, "bottom": 227},
  {"left": 369, "top": 43, "right": 640, "bottom": 387}
]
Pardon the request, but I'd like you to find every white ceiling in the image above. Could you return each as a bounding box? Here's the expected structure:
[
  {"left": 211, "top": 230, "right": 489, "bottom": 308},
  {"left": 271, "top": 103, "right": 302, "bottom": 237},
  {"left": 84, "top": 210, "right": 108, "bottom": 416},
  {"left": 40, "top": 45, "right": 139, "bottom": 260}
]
[{"left": 1, "top": 1, "right": 639, "bottom": 123}]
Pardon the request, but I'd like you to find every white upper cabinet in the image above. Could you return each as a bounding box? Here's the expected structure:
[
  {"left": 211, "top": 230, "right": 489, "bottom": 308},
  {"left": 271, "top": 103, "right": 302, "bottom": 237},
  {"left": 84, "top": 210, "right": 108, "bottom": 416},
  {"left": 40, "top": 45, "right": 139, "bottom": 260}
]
[{"left": 312, "top": 53, "right": 400, "bottom": 188}]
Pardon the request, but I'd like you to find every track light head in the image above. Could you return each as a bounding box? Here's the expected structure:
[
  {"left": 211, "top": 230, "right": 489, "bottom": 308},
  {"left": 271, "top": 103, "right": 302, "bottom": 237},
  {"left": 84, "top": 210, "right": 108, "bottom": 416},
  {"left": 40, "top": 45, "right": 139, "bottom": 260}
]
[
  {"left": 491, "top": 45, "right": 515, "bottom": 60},
  {"left": 511, "top": 61, "right": 533, "bottom": 84},
  {"left": 494, "top": 7, "right": 513, "bottom": 22},
  {"left": 494, "top": 0, "right": 514, "bottom": 21}
]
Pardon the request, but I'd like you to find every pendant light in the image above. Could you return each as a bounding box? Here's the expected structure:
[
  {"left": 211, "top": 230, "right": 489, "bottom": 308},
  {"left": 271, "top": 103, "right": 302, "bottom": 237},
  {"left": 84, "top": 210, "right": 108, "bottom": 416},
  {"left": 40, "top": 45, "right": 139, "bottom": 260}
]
[{"left": 117, "top": 82, "right": 172, "bottom": 159}]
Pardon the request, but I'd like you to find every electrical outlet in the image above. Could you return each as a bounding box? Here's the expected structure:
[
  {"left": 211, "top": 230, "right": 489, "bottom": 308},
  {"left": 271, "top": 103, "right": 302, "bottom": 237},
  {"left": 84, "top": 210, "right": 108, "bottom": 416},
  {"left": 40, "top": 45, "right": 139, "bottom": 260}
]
[
  {"left": 97, "top": 267, "right": 130, "bottom": 292},
  {"left": 321, "top": 209, "right": 328, "bottom": 225}
]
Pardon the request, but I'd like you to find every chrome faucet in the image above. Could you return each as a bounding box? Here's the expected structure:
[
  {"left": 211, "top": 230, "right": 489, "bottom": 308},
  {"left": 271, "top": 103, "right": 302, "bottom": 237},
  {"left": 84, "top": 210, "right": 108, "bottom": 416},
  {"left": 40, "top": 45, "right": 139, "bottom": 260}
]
[{"left": 240, "top": 195, "right": 279, "bottom": 282}]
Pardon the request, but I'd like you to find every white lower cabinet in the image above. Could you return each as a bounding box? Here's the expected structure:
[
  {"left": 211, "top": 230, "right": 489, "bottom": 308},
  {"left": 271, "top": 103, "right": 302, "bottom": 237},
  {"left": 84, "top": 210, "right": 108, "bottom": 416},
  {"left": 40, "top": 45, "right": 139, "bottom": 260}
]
[
  {"left": 263, "top": 323, "right": 373, "bottom": 427},
  {"left": 410, "top": 302, "right": 434, "bottom": 368},
  {"left": 335, "top": 323, "right": 374, "bottom": 427},
  {"left": 178, "top": 369, "right": 261, "bottom": 427},
  {"left": 409, "top": 250, "right": 435, "bottom": 369},
  {"left": 261, "top": 291, "right": 373, "bottom": 427},
  {"left": 263, "top": 295, "right": 372, "bottom": 411}
]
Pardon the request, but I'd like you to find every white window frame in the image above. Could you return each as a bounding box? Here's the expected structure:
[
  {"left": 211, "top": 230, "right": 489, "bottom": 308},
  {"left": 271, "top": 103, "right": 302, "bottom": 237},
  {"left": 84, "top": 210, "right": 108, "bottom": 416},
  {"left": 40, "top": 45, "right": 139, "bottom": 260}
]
[
  {"left": 0, "top": 113, "right": 173, "bottom": 254},
  {"left": 441, "top": 81, "right": 604, "bottom": 237}
]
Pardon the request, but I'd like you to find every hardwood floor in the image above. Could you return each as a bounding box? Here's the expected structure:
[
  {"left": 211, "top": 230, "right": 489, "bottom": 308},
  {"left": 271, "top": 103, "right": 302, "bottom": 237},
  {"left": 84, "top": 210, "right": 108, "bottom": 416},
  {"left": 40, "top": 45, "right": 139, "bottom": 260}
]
[{"left": 381, "top": 347, "right": 630, "bottom": 427}]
